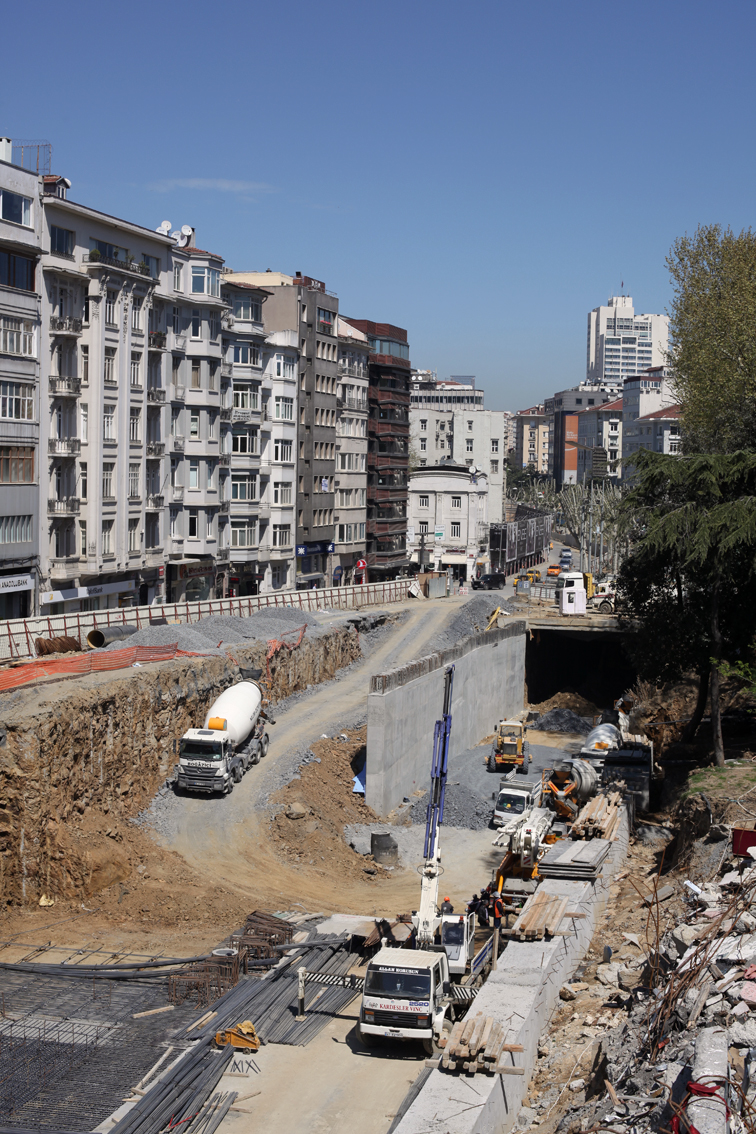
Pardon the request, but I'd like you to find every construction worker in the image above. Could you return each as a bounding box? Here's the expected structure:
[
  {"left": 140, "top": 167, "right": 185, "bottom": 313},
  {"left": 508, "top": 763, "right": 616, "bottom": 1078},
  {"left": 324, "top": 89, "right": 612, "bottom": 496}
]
[
  {"left": 440, "top": 896, "right": 454, "bottom": 914},
  {"left": 492, "top": 891, "right": 506, "bottom": 928}
]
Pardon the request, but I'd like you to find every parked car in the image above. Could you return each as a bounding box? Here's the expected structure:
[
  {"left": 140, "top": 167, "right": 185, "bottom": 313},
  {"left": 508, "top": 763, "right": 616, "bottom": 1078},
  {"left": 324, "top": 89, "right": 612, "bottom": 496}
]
[
  {"left": 471, "top": 573, "right": 508, "bottom": 591},
  {"left": 526, "top": 568, "right": 542, "bottom": 583},
  {"left": 546, "top": 564, "right": 562, "bottom": 577}
]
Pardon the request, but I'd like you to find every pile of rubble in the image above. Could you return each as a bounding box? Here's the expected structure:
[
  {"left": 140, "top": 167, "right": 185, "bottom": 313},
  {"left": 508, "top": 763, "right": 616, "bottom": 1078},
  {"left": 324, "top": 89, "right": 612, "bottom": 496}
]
[{"left": 529, "top": 841, "right": 756, "bottom": 1134}]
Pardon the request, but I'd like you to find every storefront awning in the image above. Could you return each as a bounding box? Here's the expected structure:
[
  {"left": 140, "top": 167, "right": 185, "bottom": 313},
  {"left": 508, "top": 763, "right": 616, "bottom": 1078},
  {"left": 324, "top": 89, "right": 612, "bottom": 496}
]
[{"left": 440, "top": 554, "right": 469, "bottom": 565}]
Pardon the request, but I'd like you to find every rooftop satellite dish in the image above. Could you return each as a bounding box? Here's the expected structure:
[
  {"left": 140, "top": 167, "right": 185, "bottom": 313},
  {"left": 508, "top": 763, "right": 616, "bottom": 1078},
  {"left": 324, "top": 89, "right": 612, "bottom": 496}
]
[
  {"left": 177, "top": 234, "right": 189, "bottom": 248},
  {"left": 160, "top": 219, "right": 172, "bottom": 232},
  {"left": 170, "top": 231, "right": 181, "bottom": 242},
  {"left": 181, "top": 224, "right": 193, "bottom": 236}
]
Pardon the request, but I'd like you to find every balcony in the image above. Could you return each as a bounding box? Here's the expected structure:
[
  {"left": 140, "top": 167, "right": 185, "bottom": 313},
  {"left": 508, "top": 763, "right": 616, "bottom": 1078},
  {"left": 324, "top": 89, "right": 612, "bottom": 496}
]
[
  {"left": 220, "top": 407, "right": 232, "bottom": 422},
  {"left": 83, "top": 253, "right": 151, "bottom": 277},
  {"left": 49, "top": 316, "right": 82, "bottom": 335},
  {"left": 48, "top": 437, "right": 80, "bottom": 455},
  {"left": 219, "top": 454, "right": 231, "bottom": 467},
  {"left": 48, "top": 497, "right": 80, "bottom": 514},
  {"left": 145, "top": 494, "right": 164, "bottom": 509},
  {"left": 147, "top": 387, "right": 166, "bottom": 403},
  {"left": 146, "top": 442, "right": 165, "bottom": 457},
  {"left": 171, "top": 486, "right": 184, "bottom": 502},
  {"left": 216, "top": 548, "right": 230, "bottom": 561},
  {"left": 342, "top": 396, "right": 368, "bottom": 412},
  {"left": 338, "top": 363, "right": 367, "bottom": 379},
  {"left": 218, "top": 500, "right": 230, "bottom": 513},
  {"left": 221, "top": 363, "right": 233, "bottom": 379},
  {"left": 171, "top": 436, "right": 185, "bottom": 452},
  {"left": 148, "top": 331, "right": 167, "bottom": 350},
  {"left": 49, "top": 556, "right": 81, "bottom": 579},
  {"left": 49, "top": 376, "right": 81, "bottom": 397}
]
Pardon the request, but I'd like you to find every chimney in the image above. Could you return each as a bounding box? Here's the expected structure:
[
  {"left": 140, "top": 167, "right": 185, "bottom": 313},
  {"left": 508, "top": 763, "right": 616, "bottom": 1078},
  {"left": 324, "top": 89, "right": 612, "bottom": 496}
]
[
  {"left": 0, "top": 138, "right": 12, "bottom": 164},
  {"left": 295, "top": 271, "right": 302, "bottom": 279},
  {"left": 188, "top": 227, "right": 196, "bottom": 248}
]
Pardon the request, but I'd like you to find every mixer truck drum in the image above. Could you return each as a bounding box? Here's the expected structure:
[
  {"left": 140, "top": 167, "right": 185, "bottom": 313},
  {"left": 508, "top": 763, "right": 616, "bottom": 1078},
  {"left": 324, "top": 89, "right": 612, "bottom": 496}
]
[{"left": 86, "top": 624, "right": 140, "bottom": 649}]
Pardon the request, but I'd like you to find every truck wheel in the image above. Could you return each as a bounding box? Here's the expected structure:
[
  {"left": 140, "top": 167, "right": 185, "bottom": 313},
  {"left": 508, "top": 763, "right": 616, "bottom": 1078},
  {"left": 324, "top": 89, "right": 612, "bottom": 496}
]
[
  {"left": 487, "top": 753, "right": 497, "bottom": 772},
  {"left": 261, "top": 734, "right": 269, "bottom": 758},
  {"left": 600, "top": 600, "right": 613, "bottom": 613},
  {"left": 233, "top": 766, "right": 243, "bottom": 784},
  {"left": 359, "top": 1027, "right": 376, "bottom": 1048},
  {"left": 225, "top": 778, "right": 234, "bottom": 795},
  {"left": 250, "top": 746, "right": 261, "bottom": 766}
]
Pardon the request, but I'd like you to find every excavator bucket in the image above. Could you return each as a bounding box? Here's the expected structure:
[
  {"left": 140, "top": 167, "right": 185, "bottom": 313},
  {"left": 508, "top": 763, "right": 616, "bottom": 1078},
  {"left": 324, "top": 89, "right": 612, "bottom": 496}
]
[{"left": 215, "top": 1020, "right": 261, "bottom": 1051}]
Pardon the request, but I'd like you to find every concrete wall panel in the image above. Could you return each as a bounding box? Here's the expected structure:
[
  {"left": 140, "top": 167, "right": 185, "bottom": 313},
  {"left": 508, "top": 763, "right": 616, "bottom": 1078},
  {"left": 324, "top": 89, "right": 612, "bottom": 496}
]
[{"left": 366, "top": 621, "right": 526, "bottom": 816}]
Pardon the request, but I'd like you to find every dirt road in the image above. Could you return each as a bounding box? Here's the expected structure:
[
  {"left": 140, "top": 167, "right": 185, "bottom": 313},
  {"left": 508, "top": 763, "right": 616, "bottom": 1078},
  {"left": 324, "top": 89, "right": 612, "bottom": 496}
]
[{"left": 163, "top": 595, "right": 471, "bottom": 915}]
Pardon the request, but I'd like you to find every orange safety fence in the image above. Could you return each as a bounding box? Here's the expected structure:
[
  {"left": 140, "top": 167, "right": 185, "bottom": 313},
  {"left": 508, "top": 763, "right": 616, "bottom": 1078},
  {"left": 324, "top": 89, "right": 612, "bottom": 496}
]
[
  {"left": 0, "top": 643, "right": 215, "bottom": 693},
  {"left": 265, "top": 625, "right": 309, "bottom": 683}
]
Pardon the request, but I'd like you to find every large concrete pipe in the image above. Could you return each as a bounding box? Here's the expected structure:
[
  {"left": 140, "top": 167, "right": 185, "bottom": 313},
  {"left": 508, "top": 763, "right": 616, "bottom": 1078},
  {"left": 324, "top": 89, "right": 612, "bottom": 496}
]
[{"left": 86, "top": 624, "right": 140, "bottom": 649}]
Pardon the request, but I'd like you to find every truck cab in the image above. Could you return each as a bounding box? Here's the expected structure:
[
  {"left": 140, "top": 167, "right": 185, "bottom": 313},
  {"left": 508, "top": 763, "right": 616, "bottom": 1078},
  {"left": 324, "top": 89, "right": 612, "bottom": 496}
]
[
  {"left": 360, "top": 946, "right": 451, "bottom": 1054},
  {"left": 492, "top": 779, "right": 542, "bottom": 826},
  {"left": 439, "top": 912, "right": 476, "bottom": 976},
  {"left": 177, "top": 727, "right": 240, "bottom": 794}
]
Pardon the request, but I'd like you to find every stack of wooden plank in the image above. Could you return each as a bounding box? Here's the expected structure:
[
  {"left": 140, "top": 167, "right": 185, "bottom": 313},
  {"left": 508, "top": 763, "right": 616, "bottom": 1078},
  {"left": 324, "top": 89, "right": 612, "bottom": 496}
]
[
  {"left": 570, "top": 792, "right": 623, "bottom": 841},
  {"left": 504, "top": 889, "right": 583, "bottom": 941},
  {"left": 439, "top": 1013, "right": 524, "bottom": 1075},
  {"left": 537, "top": 838, "right": 611, "bottom": 880}
]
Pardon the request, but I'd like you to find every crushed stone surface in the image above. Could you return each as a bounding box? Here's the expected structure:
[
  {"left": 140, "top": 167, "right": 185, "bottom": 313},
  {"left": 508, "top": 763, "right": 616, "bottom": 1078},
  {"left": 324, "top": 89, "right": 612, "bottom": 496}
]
[
  {"left": 409, "top": 781, "right": 491, "bottom": 830},
  {"left": 426, "top": 594, "right": 516, "bottom": 654},
  {"left": 103, "top": 608, "right": 324, "bottom": 653}
]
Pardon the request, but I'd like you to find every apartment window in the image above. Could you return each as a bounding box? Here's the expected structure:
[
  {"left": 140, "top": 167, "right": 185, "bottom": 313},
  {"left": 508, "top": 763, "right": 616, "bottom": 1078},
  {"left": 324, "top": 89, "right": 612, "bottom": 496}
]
[
  {"left": 0, "top": 189, "right": 31, "bottom": 227},
  {"left": 205, "top": 511, "right": 214, "bottom": 540},
  {"left": 466, "top": 439, "right": 473, "bottom": 452},
  {"left": 206, "top": 460, "right": 215, "bottom": 490},
  {"left": 419, "top": 520, "right": 428, "bottom": 534},
  {"left": 128, "top": 518, "right": 139, "bottom": 551},
  {"left": 0, "top": 250, "right": 34, "bottom": 291},
  {"left": 209, "top": 362, "right": 217, "bottom": 390},
  {"left": 129, "top": 407, "right": 141, "bottom": 442},
  {"left": 189, "top": 460, "right": 199, "bottom": 489},
  {"left": 231, "top": 520, "right": 257, "bottom": 547},
  {"left": 106, "top": 291, "right": 117, "bottom": 324},
  {"left": 131, "top": 297, "right": 143, "bottom": 331},
  {"left": 191, "top": 310, "right": 201, "bottom": 339},
  {"left": 275, "top": 354, "right": 295, "bottom": 379},
  {"left": 170, "top": 508, "right": 179, "bottom": 536},
  {"left": 273, "top": 481, "right": 292, "bottom": 505},
  {"left": 172, "top": 306, "right": 181, "bottom": 333},
  {"left": 338, "top": 488, "right": 352, "bottom": 506},
  {"left": 102, "top": 462, "right": 114, "bottom": 498},
  {"left": 103, "top": 404, "right": 116, "bottom": 441},
  {"left": 0, "top": 382, "right": 33, "bottom": 420},
  {"left": 272, "top": 524, "right": 291, "bottom": 547},
  {"left": 490, "top": 459, "right": 499, "bottom": 473},
  {"left": 233, "top": 296, "right": 262, "bottom": 321},
  {"left": 130, "top": 352, "right": 141, "bottom": 387},
  {"left": 104, "top": 347, "right": 116, "bottom": 383},
  {"left": 420, "top": 438, "right": 426, "bottom": 451},
  {"left": 129, "top": 464, "right": 140, "bottom": 497},
  {"left": 208, "top": 412, "right": 216, "bottom": 440},
  {"left": 173, "top": 264, "right": 183, "bottom": 292},
  {"left": 80, "top": 462, "right": 87, "bottom": 499},
  {"left": 491, "top": 439, "right": 499, "bottom": 453},
  {"left": 1, "top": 317, "right": 34, "bottom": 357},
  {"left": 274, "top": 438, "right": 292, "bottom": 462},
  {"left": 232, "top": 473, "right": 256, "bottom": 500},
  {"left": 188, "top": 509, "right": 198, "bottom": 538},
  {"left": 419, "top": 495, "right": 429, "bottom": 508},
  {"left": 0, "top": 447, "right": 34, "bottom": 483},
  {"left": 191, "top": 266, "right": 220, "bottom": 296},
  {"left": 0, "top": 514, "right": 32, "bottom": 543},
  {"left": 80, "top": 520, "right": 87, "bottom": 557},
  {"left": 451, "top": 521, "right": 461, "bottom": 539},
  {"left": 274, "top": 396, "right": 293, "bottom": 420},
  {"left": 101, "top": 519, "right": 114, "bottom": 554},
  {"left": 191, "top": 362, "right": 201, "bottom": 389},
  {"left": 419, "top": 419, "right": 427, "bottom": 431},
  {"left": 50, "top": 225, "right": 75, "bottom": 257},
  {"left": 232, "top": 430, "right": 257, "bottom": 454},
  {"left": 451, "top": 496, "right": 462, "bottom": 509},
  {"left": 172, "top": 357, "right": 181, "bottom": 388},
  {"left": 190, "top": 411, "right": 199, "bottom": 438},
  {"left": 81, "top": 345, "right": 88, "bottom": 382}
]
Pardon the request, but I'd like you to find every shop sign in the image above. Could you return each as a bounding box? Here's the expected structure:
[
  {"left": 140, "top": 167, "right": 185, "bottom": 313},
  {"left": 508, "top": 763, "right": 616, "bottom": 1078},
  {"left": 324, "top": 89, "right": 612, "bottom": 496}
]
[
  {"left": 434, "top": 528, "right": 444, "bottom": 541},
  {"left": 178, "top": 562, "right": 214, "bottom": 580},
  {"left": 0, "top": 574, "right": 34, "bottom": 593},
  {"left": 296, "top": 542, "right": 335, "bottom": 556},
  {"left": 41, "top": 579, "right": 136, "bottom": 605},
  {"left": 355, "top": 558, "right": 367, "bottom": 571},
  {"left": 333, "top": 566, "right": 343, "bottom": 580}
]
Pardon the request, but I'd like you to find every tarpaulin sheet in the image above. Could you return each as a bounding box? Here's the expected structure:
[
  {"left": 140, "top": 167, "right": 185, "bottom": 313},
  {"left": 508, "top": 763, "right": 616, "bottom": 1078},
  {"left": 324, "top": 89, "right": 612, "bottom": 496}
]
[{"left": 0, "top": 644, "right": 211, "bottom": 692}]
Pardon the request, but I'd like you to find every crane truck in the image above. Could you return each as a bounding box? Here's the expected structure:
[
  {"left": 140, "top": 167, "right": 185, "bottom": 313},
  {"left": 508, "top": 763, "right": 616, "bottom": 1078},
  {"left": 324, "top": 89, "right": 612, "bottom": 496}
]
[
  {"left": 175, "top": 679, "right": 272, "bottom": 795},
  {"left": 360, "top": 666, "right": 482, "bottom": 1055}
]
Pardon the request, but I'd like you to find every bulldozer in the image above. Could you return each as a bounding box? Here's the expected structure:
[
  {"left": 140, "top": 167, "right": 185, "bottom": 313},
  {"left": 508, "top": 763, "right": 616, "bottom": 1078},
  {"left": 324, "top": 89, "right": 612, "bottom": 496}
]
[{"left": 487, "top": 719, "right": 531, "bottom": 775}]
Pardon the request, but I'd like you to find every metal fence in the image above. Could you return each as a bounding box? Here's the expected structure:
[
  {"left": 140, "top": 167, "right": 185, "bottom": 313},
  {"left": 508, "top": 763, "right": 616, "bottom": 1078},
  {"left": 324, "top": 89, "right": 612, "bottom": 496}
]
[{"left": 0, "top": 580, "right": 413, "bottom": 661}]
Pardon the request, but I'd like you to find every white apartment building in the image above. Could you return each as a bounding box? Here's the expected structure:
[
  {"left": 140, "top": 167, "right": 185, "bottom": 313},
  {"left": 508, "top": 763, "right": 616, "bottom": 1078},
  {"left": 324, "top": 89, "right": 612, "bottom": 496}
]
[
  {"left": 0, "top": 142, "right": 41, "bottom": 618},
  {"left": 335, "top": 317, "right": 368, "bottom": 584},
  {"left": 259, "top": 329, "right": 298, "bottom": 591},
  {"left": 623, "top": 404, "right": 681, "bottom": 479},
  {"left": 621, "top": 366, "right": 676, "bottom": 479},
  {"left": 409, "top": 406, "right": 507, "bottom": 522},
  {"left": 408, "top": 462, "right": 489, "bottom": 581},
  {"left": 576, "top": 397, "right": 623, "bottom": 480},
  {"left": 514, "top": 405, "right": 549, "bottom": 473},
  {"left": 587, "top": 295, "right": 668, "bottom": 386}
]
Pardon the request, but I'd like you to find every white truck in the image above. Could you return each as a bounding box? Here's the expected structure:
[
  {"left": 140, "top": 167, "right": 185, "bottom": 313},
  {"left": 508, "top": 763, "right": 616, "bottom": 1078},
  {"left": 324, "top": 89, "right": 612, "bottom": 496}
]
[
  {"left": 175, "top": 680, "right": 271, "bottom": 795},
  {"left": 492, "top": 778, "right": 542, "bottom": 827}
]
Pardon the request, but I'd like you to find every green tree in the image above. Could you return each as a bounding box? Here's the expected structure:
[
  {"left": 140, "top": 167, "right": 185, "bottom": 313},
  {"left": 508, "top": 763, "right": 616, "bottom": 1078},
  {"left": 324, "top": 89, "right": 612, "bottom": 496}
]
[
  {"left": 618, "top": 449, "right": 756, "bottom": 764},
  {"left": 667, "top": 224, "right": 756, "bottom": 452}
]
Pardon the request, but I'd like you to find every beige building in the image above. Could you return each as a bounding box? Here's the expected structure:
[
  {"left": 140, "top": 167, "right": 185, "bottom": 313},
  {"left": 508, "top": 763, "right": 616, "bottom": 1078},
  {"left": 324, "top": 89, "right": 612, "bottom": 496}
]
[{"left": 514, "top": 405, "right": 549, "bottom": 473}]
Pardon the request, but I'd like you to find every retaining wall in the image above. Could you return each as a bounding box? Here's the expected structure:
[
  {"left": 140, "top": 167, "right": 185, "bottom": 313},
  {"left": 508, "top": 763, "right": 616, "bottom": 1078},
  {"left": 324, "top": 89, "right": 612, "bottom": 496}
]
[
  {"left": 366, "top": 621, "right": 526, "bottom": 816},
  {"left": 394, "top": 812, "right": 630, "bottom": 1134}
]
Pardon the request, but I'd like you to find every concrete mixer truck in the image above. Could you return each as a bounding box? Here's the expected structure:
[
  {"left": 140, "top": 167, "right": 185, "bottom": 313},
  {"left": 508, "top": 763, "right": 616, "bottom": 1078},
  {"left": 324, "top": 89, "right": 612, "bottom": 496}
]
[{"left": 175, "top": 680, "right": 271, "bottom": 795}]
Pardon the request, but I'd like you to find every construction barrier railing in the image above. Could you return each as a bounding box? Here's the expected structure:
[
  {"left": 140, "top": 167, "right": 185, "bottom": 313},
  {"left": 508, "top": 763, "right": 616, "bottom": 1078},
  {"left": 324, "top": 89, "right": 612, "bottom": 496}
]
[{"left": 0, "top": 580, "right": 413, "bottom": 662}]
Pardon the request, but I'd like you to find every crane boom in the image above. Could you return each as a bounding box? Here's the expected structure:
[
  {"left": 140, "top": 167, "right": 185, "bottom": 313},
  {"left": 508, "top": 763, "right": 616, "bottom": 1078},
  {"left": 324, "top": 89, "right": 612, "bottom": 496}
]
[{"left": 415, "top": 665, "right": 455, "bottom": 946}]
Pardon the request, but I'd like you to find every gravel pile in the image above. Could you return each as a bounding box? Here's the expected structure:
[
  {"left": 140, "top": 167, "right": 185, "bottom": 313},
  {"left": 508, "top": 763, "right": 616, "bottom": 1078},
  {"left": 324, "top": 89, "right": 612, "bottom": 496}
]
[
  {"left": 531, "top": 707, "right": 592, "bottom": 734},
  {"left": 427, "top": 595, "right": 515, "bottom": 654},
  {"left": 103, "top": 608, "right": 323, "bottom": 653},
  {"left": 410, "top": 781, "right": 491, "bottom": 830}
]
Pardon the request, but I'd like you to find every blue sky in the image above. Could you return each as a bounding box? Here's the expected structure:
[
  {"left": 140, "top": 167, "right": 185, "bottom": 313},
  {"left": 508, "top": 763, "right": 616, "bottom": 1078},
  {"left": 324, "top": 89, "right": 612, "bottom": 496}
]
[{"left": 4, "top": 0, "right": 756, "bottom": 409}]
